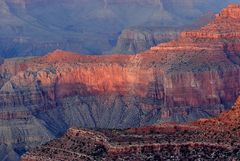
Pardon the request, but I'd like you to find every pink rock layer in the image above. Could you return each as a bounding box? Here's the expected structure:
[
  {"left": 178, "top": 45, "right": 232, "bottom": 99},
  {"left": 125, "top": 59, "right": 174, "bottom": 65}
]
[{"left": 2, "top": 4, "right": 240, "bottom": 160}]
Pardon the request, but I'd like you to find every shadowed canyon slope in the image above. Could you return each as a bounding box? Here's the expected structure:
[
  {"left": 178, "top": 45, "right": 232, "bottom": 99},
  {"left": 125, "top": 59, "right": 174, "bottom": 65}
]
[
  {"left": 0, "top": 0, "right": 238, "bottom": 57},
  {"left": 21, "top": 96, "right": 240, "bottom": 160},
  {"left": 1, "top": 4, "right": 240, "bottom": 160},
  {"left": 111, "top": 12, "right": 216, "bottom": 54}
]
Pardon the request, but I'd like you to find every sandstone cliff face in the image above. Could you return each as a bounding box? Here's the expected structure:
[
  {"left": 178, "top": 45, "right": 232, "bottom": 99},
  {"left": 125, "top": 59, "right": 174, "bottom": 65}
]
[
  {"left": 2, "top": 4, "right": 240, "bottom": 160},
  {"left": 21, "top": 96, "right": 240, "bottom": 161}
]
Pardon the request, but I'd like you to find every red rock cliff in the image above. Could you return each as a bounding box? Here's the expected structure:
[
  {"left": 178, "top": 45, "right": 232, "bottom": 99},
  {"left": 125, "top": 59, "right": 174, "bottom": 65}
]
[{"left": 2, "top": 4, "right": 240, "bottom": 160}]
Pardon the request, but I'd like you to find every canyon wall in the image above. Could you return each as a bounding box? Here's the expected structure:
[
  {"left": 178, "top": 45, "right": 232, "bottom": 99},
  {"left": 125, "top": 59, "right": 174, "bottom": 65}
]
[
  {"left": 1, "top": 4, "right": 240, "bottom": 160},
  {"left": 111, "top": 27, "right": 181, "bottom": 54},
  {"left": 0, "top": 0, "right": 237, "bottom": 57},
  {"left": 21, "top": 96, "right": 240, "bottom": 160}
]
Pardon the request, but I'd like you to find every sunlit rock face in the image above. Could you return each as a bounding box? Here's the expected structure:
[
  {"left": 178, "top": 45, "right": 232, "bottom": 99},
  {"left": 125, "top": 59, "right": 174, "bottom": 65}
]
[{"left": 1, "top": 4, "right": 240, "bottom": 160}]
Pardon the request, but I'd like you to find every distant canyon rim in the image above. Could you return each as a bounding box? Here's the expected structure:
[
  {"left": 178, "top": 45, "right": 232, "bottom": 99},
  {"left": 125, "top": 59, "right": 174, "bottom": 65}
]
[
  {"left": 0, "top": 0, "right": 238, "bottom": 57},
  {"left": 0, "top": 3, "right": 240, "bottom": 161}
]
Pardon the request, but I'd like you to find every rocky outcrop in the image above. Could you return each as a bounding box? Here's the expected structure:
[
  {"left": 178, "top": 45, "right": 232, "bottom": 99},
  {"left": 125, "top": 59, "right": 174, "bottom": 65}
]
[
  {"left": 0, "top": 0, "right": 236, "bottom": 57},
  {"left": 21, "top": 96, "right": 240, "bottom": 160},
  {"left": 2, "top": 4, "right": 240, "bottom": 160},
  {"left": 111, "top": 27, "right": 181, "bottom": 54},
  {"left": 111, "top": 12, "right": 215, "bottom": 54}
]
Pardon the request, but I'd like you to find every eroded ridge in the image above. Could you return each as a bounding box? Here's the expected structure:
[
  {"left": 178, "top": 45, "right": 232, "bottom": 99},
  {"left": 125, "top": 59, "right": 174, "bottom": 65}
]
[{"left": 22, "top": 96, "right": 240, "bottom": 160}]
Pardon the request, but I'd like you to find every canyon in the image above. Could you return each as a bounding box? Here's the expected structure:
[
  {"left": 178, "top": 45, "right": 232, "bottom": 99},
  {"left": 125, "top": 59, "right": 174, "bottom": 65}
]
[
  {"left": 1, "top": 3, "right": 240, "bottom": 161},
  {"left": 0, "top": 0, "right": 238, "bottom": 57},
  {"left": 112, "top": 12, "right": 215, "bottom": 54},
  {"left": 111, "top": 27, "right": 182, "bottom": 54},
  {"left": 21, "top": 96, "right": 240, "bottom": 160}
]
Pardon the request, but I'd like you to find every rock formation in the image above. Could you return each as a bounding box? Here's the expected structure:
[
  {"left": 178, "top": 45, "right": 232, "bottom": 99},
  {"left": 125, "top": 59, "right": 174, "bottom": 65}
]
[
  {"left": 21, "top": 96, "right": 240, "bottom": 160},
  {"left": 1, "top": 4, "right": 240, "bottom": 160},
  {"left": 111, "top": 27, "right": 181, "bottom": 54},
  {"left": 0, "top": 0, "right": 236, "bottom": 57},
  {"left": 111, "top": 12, "right": 215, "bottom": 54}
]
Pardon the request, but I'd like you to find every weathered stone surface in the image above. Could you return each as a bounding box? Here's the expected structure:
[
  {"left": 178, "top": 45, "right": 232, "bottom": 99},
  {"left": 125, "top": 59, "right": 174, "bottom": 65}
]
[
  {"left": 21, "top": 96, "right": 240, "bottom": 161},
  {"left": 2, "top": 4, "right": 240, "bottom": 160},
  {"left": 111, "top": 27, "right": 181, "bottom": 54},
  {"left": 111, "top": 12, "right": 215, "bottom": 54},
  {"left": 0, "top": 0, "right": 232, "bottom": 57}
]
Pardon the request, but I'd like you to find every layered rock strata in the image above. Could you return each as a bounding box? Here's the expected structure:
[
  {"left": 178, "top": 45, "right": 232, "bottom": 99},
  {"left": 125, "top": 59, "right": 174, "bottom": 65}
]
[
  {"left": 112, "top": 27, "right": 181, "bottom": 54},
  {"left": 1, "top": 4, "right": 240, "bottom": 160},
  {"left": 21, "top": 96, "right": 240, "bottom": 160}
]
